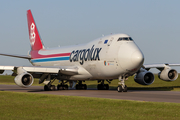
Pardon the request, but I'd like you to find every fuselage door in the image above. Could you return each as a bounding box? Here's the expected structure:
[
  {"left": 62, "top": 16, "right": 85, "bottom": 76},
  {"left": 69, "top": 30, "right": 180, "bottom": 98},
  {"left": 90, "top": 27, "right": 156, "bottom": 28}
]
[{"left": 107, "top": 37, "right": 114, "bottom": 46}]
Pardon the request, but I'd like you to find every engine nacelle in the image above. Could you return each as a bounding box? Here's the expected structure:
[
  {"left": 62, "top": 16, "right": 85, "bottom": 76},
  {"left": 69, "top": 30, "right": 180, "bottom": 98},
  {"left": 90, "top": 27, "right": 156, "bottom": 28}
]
[
  {"left": 158, "top": 68, "right": 178, "bottom": 81},
  {"left": 134, "top": 70, "right": 154, "bottom": 85},
  {"left": 14, "top": 73, "right": 34, "bottom": 87}
]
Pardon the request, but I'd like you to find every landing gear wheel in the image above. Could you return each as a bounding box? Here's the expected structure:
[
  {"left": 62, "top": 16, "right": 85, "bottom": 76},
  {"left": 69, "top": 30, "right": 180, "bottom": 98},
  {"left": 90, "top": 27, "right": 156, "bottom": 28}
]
[
  {"left": 123, "top": 85, "right": 127, "bottom": 92},
  {"left": 76, "top": 84, "right": 87, "bottom": 90},
  {"left": 118, "top": 76, "right": 128, "bottom": 92},
  {"left": 97, "top": 84, "right": 109, "bottom": 90},
  {"left": 64, "top": 85, "right": 68, "bottom": 90},
  {"left": 57, "top": 85, "right": 62, "bottom": 90},
  {"left": 44, "top": 85, "right": 55, "bottom": 91},
  {"left": 82, "top": 84, "right": 87, "bottom": 90},
  {"left": 76, "top": 84, "right": 79, "bottom": 90},
  {"left": 117, "top": 85, "right": 123, "bottom": 92},
  {"left": 97, "top": 84, "right": 101, "bottom": 90},
  {"left": 44, "top": 85, "right": 49, "bottom": 91},
  {"left": 97, "top": 84, "right": 104, "bottom": 90},
  {"left": 57, "top": 84, "right": 68, "bottom": 90},
  {"left": 105, "top": 84, "right": 109, "bottom": 90},
  {"left": 50, "top": 85, "right": 56, "bottom": 91}
]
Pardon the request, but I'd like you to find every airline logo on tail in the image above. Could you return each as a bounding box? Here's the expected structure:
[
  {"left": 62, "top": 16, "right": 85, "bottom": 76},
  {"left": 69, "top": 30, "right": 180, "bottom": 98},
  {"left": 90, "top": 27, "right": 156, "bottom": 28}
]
[
  {"left": 30, "top": 23, "right": 36, "bottom": 46},
  {"left": 27, "top": 9, "right": 44, "bottom": 51}
]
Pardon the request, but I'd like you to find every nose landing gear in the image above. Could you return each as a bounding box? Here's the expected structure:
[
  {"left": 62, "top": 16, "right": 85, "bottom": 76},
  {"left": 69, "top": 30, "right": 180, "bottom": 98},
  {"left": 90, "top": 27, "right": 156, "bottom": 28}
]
[{"left": 117, "top": 76, "right": 128, "bottom": 92}]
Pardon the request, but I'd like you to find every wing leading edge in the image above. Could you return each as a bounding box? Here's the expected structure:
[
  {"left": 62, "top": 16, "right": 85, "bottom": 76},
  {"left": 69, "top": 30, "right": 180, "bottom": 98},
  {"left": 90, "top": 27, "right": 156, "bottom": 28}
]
[
  {"left": 0, "top": 66, "right": 78, "bottom": 75},
  {"left": 143, "top": 63, "right": 180, "bottom": 70}
]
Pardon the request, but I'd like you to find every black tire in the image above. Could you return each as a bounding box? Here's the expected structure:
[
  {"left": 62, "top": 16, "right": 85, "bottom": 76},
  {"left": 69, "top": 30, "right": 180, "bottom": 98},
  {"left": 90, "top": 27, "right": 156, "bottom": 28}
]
[
  {"left": 57, "top": 85, "right": 63, "bottom": 90},
  {"left": 123, "top": 85, "right": 127, "bottom": 92},
  {"left": 117, "top": 85, "right": 123, "bottom": 92},
  {"left": 81, "top": 85, "right": 84, "bottom": 90},
  {"left": 44, "top": 85, "right": 49, "bottom": 91},
  {"left": 57, "top": 85, "right": 60, "bottom": 90},
  {"left": 105, "top": 84, "right": 109, "bottom": 90},
  {"left": 50, "top": 85, "right": 56, "bottom": 91},
  {"left": 64, "top": 85, "right": 68, "bottom": 90},
  {"left": 76, "top": 84, "right": 79, "bottom": 90},
  {"left": 102, "top": 85, "right": 106, "bottom": 90},
  {"left": 83, "top": 84, "right": 87, "bottom": 90},
  {"left": 97, "top": 84, "right": 102, "bottom": 90},
  {"left": 60, "top": 86, "right": 63, "bottom": 90}
]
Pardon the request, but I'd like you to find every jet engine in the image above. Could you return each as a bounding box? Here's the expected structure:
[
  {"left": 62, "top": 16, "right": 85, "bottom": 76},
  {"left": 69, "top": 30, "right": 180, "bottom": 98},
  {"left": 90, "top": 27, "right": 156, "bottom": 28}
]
[
  {"left": 158, "top": 68, "right": 178, "bottom": 81},
  {"left": 134, "top": 69, "right": 154, "bottom": 85},
  {"left": 14, "top": 73, "right": 34, "bottom": 87}
]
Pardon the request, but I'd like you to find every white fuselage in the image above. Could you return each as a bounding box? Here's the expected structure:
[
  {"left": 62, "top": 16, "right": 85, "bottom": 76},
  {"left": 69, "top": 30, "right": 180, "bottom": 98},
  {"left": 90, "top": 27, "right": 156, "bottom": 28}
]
[{"left": 30, "top": 33, "right": 144, "bottom": 80}]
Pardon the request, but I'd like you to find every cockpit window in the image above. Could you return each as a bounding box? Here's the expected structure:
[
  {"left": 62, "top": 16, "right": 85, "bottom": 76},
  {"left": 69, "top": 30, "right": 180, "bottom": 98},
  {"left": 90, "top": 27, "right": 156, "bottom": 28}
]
[
  {"left": 129, "top": 37, "right": 133, "bottom": 40},
  {"left": 117, "top": 37, "right": 133, "bottom": 41}
]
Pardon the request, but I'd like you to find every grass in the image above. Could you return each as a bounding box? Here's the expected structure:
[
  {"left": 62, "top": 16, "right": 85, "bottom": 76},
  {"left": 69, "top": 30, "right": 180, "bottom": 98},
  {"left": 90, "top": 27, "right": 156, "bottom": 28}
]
[
  {"left": 0, "top": 76, "right": 180, "bottom": 119},
  {"left": 1, "top": 75, "right": 180, "bottom": 91},
  {"left": 0, "top": 91, "right": 180, "bottom": 120}
]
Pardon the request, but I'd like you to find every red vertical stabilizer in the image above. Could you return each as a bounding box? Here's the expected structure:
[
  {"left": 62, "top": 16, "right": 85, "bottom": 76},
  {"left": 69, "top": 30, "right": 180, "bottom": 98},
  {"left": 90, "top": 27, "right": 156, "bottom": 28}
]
[{"left": 27, "top": 9, "right": 44, "bottom": 51}]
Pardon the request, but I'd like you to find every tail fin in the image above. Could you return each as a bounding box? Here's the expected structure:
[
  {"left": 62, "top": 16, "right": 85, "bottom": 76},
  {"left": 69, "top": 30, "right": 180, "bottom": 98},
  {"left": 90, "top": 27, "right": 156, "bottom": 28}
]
[{"left": 27, "top": 9, "right": 44, "bottom": 51}]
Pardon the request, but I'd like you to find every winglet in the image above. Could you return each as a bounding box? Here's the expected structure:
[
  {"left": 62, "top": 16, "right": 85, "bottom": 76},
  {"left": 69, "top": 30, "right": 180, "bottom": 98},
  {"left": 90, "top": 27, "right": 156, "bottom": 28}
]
[{"left": 27, "top": 9, "right": 44, "bottom": 51}]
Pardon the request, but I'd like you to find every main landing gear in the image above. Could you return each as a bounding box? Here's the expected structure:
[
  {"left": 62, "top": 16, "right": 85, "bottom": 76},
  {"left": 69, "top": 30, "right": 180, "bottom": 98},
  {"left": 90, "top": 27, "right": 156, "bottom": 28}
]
[
  {"left": 57, "top": 80, "right": 68, "bottom": 90},
  {"left": 43, "top": 74, "right": 69, "bottom": 91},
  {"left": 97, "top": 80, "right": 109, "bottom": 90},
  {"left": 44, "top": 76, "right": 57, "bottom": 91},
  {"left": 44, "top": 84, "right": 56, "bottom": 91},
  {"left": 117, "top": 76, "right": 128, "bottom": 92},
  {"left": 44, "top": 81, "right": 69, "bottom": 91},
  {"left": 76, "top": 81, "right": 87, "bottom": 90}
]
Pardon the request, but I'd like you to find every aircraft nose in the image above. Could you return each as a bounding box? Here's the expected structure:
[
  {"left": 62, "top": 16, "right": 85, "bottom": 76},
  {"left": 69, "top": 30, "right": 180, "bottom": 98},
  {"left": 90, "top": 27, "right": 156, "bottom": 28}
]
[
  {"left": 118, "top": 42, "right": 144, "bottom": 72},
  {"left": 131, "top": 50, "right": 144, "bottom": 66}
]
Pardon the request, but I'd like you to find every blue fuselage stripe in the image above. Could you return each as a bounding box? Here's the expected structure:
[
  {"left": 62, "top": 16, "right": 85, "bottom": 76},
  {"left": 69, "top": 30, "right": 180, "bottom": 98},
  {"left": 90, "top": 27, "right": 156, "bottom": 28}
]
[{"left": 31, "top": 56, "right": 70, "bottom": 63}]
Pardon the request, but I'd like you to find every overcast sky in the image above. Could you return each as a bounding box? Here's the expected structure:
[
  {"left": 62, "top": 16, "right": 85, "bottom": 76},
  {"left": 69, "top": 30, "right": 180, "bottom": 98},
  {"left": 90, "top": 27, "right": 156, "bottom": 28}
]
[{"left": 0, "top": 0, "right": 180, "bottom": 73}]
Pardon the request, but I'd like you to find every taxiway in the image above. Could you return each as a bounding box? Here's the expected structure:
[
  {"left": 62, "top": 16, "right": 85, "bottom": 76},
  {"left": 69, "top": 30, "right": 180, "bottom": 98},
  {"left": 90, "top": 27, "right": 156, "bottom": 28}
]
[{"left": 0, "top": 84, "right": 180, "bottom": 103}]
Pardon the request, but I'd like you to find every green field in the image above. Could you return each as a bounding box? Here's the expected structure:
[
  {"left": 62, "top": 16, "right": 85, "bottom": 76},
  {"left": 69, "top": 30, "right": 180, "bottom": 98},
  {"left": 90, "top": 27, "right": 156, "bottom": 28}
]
[
  {"left": 0, "top": 91, "right": 180, "bottom": 120},
  {"left": 0, "top": 75, "right": 180, "bottom": 119},
  {"left": 1, "top": 75, "right": 180, "bottom": 91}
]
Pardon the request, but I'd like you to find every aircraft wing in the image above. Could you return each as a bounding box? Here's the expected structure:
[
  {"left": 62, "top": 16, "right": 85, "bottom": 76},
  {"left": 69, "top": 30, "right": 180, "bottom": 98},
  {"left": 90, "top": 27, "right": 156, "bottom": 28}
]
[
  {"left": 0, "top": 53, "right": 31, "bottom": 59},
  {"left": 143, "top": 63, "right": 180, "bottom": 70},
  {"left": 0, "top": 66, "right": 78, "bottom": 75}
]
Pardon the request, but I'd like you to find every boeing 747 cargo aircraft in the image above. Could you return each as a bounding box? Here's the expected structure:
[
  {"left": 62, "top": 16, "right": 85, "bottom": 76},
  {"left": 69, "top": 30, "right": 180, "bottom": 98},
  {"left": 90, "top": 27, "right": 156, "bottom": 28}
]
[{"left": 0, "top": 10, "right": 179, "bottom": 92}]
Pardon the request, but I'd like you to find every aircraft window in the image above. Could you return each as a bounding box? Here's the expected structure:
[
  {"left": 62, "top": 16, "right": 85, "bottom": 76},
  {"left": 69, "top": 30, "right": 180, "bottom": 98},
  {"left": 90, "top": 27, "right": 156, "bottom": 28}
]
[
  {"left": 117, "top": 37, "right": 133, "bottom": 41},
  {"left": 129, "top": 37, "right": 133, "bottom": 40},
  {"left": 118, "top": 38, "right": 123, "bottom": 41},
  {"left": 124, "top": 38, "right": 128, "bottom": 40}
]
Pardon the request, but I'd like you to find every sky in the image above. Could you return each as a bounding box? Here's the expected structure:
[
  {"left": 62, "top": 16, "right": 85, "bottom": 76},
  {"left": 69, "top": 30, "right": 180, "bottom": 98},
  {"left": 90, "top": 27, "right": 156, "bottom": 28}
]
[{"left": 0, "top": 0, "right": 180, "bottom": 73}]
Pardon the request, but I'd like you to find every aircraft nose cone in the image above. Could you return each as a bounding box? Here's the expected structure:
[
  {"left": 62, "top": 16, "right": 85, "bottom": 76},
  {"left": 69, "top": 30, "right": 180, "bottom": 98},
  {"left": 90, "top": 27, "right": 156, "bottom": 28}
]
[
  {"left": 131, "top": 50, "right": 144, "bottom": 66},
  {"left": 118, "top": 42, "right": 144, "bottom": 72}
]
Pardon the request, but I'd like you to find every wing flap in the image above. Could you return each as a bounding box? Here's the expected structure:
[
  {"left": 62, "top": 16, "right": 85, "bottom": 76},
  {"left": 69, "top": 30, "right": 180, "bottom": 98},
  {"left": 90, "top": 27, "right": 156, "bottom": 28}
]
[{"left": 0, "top": 65, "right": 78, "bottom": 76}]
